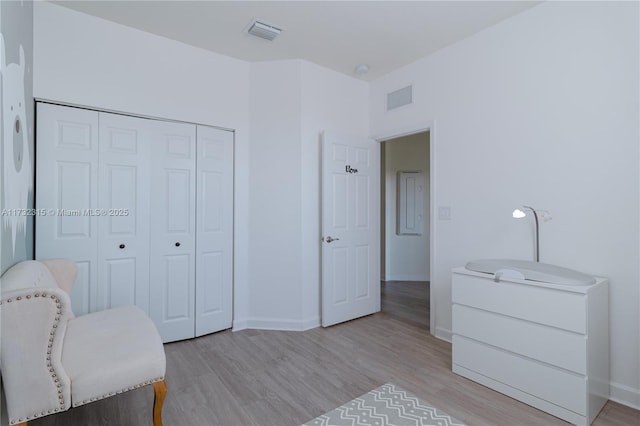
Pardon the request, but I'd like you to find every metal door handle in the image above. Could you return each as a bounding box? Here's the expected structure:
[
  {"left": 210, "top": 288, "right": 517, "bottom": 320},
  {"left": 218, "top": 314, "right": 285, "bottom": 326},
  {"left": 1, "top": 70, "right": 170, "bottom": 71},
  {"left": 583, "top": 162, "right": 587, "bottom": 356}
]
[{"left": 324, "top": 236, "right": 339, "bottom": 243}]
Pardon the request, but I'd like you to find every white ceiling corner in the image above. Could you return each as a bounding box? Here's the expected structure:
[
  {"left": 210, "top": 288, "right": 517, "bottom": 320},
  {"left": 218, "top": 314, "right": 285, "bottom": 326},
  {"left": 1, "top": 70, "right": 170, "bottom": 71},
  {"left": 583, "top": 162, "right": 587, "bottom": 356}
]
[{"left": 51, "top": 1, "right": 541, "bottom": 81}]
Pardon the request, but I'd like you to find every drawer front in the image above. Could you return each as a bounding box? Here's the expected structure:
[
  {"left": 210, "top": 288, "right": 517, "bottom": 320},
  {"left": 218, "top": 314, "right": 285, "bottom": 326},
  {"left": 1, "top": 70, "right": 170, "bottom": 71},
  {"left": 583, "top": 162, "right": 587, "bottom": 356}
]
[
  {"left": 452, "top": 272, "right": 586, "bottom": 333},
  {"left": 452, "top": 304, "right": 587, "bottom": 374},
  {"left": 453, "top": 336, "right": 587, "bottom": 415}
]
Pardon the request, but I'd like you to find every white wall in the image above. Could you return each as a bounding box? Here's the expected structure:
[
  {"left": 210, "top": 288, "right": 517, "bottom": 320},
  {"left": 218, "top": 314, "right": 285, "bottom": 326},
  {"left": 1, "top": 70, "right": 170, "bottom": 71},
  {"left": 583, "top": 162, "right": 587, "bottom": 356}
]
[
  {"left": 370, "top": 1, "right": 640, "bottom": 408},
  {"left": 33, "top": 1, "right": 252, "bottom": 325},
  {"left": 246, "top": 60, "right": 304, "bottom": 328},
  {"left": 245, "top": 59, "right": 369, "bottom": 330},
  {"left": 384, "top": 132, "right": 430, "bottom": 281},
  {"left": 33, "top": 2, "right": 371, "bottom": 333}
]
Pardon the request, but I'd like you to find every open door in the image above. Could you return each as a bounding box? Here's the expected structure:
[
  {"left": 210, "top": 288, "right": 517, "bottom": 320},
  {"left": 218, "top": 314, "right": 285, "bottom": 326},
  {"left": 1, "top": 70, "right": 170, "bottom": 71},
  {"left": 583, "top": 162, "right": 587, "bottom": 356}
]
[{"left": 321, "top": 132, "right": 380, "bottom": 327}]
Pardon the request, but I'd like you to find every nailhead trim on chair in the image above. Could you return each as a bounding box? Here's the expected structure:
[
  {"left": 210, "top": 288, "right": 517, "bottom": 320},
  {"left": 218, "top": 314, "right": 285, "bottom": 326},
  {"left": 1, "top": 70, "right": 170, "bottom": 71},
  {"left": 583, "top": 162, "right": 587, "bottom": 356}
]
[
  {"left": 1, "top": 291, "right": 67, "bottom": 425},
  {"left": 73, "top": 377, "right": 166, "bottom": 407}
]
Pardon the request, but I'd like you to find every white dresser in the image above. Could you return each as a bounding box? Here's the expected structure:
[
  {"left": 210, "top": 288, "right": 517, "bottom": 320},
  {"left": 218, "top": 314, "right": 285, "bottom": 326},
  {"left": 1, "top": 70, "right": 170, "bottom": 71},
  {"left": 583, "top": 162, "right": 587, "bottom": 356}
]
[{"left": 451, "top": 267, "right": 609, "bottom": 425}]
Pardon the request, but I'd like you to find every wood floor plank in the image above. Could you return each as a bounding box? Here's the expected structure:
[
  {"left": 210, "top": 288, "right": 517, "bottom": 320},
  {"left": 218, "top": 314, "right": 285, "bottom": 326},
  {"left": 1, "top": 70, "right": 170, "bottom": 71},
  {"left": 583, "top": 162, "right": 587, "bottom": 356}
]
[{"left": 28, "top": 281, "right": 639, "bottom": 425}]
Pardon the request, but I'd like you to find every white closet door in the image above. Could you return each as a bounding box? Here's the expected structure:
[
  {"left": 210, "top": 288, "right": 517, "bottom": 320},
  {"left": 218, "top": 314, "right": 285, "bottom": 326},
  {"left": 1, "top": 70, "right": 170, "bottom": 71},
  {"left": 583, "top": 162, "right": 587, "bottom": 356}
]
[
  {"left": 195, "top": 126, "right": 233, "bottom": 336},
  {"left": 149, "top": 120, "right": 197, "bottom": 343},
  {"left": 97, "top": 113, "right": 151, "bottom": 313},
  {"left": 36, "top": 103, "right": 99, "bottom": 316}
]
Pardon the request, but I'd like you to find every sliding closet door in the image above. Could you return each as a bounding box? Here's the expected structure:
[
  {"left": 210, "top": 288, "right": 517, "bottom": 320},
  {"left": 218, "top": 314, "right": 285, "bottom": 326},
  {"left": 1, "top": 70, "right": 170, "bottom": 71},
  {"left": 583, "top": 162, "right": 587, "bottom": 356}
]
[
  {"left": 36, "top": 103, "right": 99, "bottom": 316},
  {"left": 195, "top": 126, "right": 234, "bottom": 336},
  {"left": 97, "top": 113, "right": 151, "bottom": 313},
  {"left": 149, "top": 120, "right": 197, "bottom": 343}
]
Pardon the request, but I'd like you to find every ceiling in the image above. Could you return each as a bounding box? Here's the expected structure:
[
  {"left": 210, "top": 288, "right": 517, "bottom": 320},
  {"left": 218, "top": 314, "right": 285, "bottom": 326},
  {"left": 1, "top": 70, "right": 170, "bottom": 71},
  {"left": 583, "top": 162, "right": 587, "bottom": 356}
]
[{"left": 53, "top": 1, "right": 541, "bottom": 81}]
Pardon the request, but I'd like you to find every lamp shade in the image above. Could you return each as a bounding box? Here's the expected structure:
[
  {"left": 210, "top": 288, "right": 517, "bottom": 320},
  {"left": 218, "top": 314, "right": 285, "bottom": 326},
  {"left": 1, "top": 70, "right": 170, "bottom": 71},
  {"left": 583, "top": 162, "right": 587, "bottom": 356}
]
[{"left": 512, "top": 209, "right": 526, "bottom": 219}]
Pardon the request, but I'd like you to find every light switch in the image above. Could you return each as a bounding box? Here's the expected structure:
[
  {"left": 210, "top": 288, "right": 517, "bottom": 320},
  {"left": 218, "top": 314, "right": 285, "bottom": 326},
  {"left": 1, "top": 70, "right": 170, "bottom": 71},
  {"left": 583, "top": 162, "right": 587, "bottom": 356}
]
[{"left": 438, "top": 206, "right": 451, "bottom": 220}]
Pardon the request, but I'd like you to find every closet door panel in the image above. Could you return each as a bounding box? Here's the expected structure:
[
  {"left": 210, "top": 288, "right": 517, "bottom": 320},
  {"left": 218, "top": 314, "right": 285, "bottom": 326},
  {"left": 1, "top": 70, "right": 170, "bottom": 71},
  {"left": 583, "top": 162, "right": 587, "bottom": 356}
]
[
  {"left": 150, "top": 120, "right": 196, "bottom": 343},
  {"left": 164, "top": 254, "right": 192, "bottom": 320},
  {"left": 195, "top": 126, "right": 233, "bottom": 336},
  {"left": 36, "top": 103, "right": 99, "bottom": 316},
  {"left": 37, "top": 103, "right": 235, "bottom": 340},
  {"left": 200, "top": 251, "right": 224, "bottom": 313},
  {"left": 103, "top": 258, "right": 136, "bottom": 307},
  {"left": 97, "top": 113, "right": 151, "bottom": 313}
]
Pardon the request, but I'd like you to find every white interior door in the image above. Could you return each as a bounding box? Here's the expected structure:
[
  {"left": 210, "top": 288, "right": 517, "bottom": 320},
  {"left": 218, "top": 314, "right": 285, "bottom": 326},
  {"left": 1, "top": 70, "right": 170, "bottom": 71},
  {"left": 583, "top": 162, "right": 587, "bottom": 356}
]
[
  {"left": 97, "top": 112, "right": 150, "bottom": 313},
  {"left": 149, "top": 120, "right": 196, "bottom": 343},
  {"left": 194, "top": 125, "right": 234, "bottom": 336},
  {"left": 321, "top": 132, "right": 380, "bottom": 327},
  {"left": 36, "top": 103, "right": 99, "bottom": 316}
]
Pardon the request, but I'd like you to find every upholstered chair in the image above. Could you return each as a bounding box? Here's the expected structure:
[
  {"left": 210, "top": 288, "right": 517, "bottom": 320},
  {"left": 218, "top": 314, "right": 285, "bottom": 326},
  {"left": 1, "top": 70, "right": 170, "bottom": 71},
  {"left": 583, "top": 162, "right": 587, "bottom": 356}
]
[{"left": 0, "top": 260, "right": 167, "bottom": 426}]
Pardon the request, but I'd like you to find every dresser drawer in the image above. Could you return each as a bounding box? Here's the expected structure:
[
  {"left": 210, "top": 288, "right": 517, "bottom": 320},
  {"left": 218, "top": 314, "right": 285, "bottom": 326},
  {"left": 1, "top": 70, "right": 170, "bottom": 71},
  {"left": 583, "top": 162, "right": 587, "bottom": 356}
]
[
  {"left": 452, "top": 304, "right": 587, "bottom": 374},
  {"left": 453, "top": 335, "right": 587, "bottom": 415},
  {"left": 452, "top": 273, "right": 586, "bottom": 333}
]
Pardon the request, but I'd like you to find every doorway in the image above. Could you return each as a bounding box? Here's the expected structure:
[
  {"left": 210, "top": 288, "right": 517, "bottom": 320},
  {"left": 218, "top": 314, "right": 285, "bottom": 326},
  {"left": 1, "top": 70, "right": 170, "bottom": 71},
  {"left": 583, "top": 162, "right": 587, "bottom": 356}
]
[{"left": 380, "top": 131, "right": 430, "bottom": 329}]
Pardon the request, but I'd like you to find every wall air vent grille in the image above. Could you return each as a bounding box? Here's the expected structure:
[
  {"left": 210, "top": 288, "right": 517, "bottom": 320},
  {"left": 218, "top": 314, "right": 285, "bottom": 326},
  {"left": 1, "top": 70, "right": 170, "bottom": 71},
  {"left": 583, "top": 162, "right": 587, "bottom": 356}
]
[
  {"left": 387, "top": 85, "right": 413, "bottom": 111},
  {"left": 247, "top": 20, "right": 283, "bottom": 41}
]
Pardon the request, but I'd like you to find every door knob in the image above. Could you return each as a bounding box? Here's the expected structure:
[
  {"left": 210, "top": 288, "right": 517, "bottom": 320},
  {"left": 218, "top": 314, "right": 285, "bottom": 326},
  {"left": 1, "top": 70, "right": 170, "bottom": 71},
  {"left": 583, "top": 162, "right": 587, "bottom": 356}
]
[
  {"left": 324, "top": 236, "right": 339, "bottom": 243},
  {"left": 175, "top": 242, "right": 181, "bottom": 247},
  {"left": 119, "top": 244, "right": 125, "bottom": 249}
]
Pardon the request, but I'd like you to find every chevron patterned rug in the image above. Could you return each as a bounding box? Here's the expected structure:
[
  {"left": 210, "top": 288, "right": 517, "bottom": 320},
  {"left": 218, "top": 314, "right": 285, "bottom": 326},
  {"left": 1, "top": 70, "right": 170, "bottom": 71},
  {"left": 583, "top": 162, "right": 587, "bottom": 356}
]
[{"left": 303, "top": 383, "right": 465, "bottom": 426}]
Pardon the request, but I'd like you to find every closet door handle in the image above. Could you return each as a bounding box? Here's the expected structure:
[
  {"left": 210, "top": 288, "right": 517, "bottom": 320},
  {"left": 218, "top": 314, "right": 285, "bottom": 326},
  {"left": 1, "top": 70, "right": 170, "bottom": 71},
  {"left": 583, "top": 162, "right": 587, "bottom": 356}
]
[
  {"left": 175, "top": 242, "right": 181, "bottom": 247},
  {"left": 119, "top": 244, "right": 125, "bottom": 249}
]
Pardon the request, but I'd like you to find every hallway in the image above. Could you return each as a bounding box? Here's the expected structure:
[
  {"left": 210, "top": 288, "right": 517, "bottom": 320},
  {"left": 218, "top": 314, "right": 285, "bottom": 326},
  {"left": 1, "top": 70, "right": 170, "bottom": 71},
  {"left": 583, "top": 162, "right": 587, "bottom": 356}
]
[{"left": 380, "top": 280, "right": 429, "bottom": 329}]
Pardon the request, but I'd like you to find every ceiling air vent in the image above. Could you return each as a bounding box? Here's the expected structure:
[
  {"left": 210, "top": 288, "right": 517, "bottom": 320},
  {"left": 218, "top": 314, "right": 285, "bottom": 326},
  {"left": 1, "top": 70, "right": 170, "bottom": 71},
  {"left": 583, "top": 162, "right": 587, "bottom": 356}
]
[
  {"left": 387, "top": 85, "right": 413, "bottom": 111},
  {"left": 247, "top": 20, "right": 283, "bottom": 41}
]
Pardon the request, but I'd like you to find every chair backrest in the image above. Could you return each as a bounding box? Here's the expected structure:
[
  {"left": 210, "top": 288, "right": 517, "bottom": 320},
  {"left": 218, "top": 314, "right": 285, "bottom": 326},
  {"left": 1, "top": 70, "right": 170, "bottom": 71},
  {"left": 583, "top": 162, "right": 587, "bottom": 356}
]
[
  {"left": 1, "top": 259, "right": 77, "bottom": 317},
  {"left": 40, "top": 259, "right": 77, "bottom": 297},
  {"left": 1, "top": 260, "right": 59, "bottom": 292},
  {"left": 1, "top": 261, "right": 74, "bottom": 424}
]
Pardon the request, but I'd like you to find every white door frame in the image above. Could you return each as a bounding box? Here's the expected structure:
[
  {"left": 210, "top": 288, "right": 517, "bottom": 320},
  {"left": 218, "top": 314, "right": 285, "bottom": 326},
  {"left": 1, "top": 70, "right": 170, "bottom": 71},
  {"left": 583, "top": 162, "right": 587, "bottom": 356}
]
[{"left": 371, "top": 120, "right": 436, "bottom": 337}]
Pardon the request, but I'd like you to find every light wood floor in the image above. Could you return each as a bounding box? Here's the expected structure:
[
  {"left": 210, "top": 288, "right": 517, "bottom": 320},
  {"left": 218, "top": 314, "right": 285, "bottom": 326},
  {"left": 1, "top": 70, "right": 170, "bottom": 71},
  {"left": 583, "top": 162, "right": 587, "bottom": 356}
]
[
  {"left": 381, "top": 280, "right": 430, "bottom": 329},
  {"left": 31, "top": 282, "right": 638, "bottom": 426}
]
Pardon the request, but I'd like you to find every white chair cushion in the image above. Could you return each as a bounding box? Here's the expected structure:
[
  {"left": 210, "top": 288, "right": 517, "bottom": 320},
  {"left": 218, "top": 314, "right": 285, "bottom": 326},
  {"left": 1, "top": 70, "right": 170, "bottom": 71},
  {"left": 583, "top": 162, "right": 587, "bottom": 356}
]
[{"left": 61, "top": 306, "right": 166, "bottom": 407}]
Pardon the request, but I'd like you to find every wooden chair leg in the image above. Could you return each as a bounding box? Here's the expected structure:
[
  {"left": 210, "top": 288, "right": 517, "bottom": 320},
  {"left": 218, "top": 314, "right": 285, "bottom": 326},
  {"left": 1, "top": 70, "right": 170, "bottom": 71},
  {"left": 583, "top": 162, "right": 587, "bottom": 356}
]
[{"left": 152, "top": 380, "right": 167, "bottom": 426}]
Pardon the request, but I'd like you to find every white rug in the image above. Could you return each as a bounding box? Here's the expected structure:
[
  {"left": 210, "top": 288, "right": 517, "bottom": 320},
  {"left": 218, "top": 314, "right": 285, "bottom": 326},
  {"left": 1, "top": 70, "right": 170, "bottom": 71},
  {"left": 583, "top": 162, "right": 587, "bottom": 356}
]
[{"left": 304, "top": 383, "right": 465, "bottom": 426}]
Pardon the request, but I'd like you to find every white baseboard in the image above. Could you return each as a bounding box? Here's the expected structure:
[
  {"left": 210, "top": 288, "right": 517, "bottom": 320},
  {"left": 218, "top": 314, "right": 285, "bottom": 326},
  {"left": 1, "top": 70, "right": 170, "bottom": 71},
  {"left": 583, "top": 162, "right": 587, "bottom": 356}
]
[
  {"left": 301, "top": 316, "right": 321, "bottom": 330},
  {"left": 385, "top": 274, "right": 430, "bottom": 282},
  {"left": 610, "top": 380, "right": 640, "bottom": 410},
  {"left": 434, "top": 326, "right": 452, "bottom": 343},
  {"left": 232, "top": 318, "right": 248, "bottom": 332},
  {"left": 233, "top": 317, "right": 320, "bottom": 332}
]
